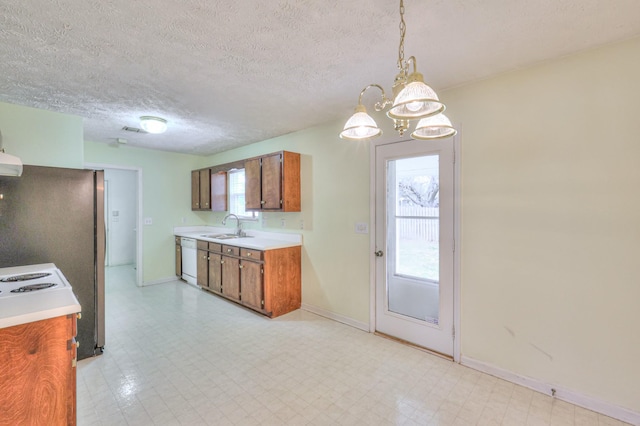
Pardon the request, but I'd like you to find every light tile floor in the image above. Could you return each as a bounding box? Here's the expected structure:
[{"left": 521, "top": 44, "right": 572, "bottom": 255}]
[{"left": 77, "top": 265, "right": 631, "bottom": 426}]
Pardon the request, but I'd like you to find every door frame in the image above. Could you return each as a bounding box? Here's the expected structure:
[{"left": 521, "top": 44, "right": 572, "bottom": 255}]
[
  {"left": 369, "top": 130, "right": 462, "bottom": 362},
  {"left": 85, "top": 162, "right": 143, "bottom": 287}
]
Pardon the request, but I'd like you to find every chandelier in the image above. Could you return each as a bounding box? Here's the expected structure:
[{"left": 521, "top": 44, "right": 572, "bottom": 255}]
[{"left": 339, "top": 0, "right": 456, "bottom": 141}]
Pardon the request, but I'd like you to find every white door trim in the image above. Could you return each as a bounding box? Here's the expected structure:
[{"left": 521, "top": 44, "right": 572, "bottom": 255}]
[
  {"left": 85, "top": 162, "right": 143, "bottom": 288},
  {"left": 369, "top": 134, "right": 462, "bottom": 362}
]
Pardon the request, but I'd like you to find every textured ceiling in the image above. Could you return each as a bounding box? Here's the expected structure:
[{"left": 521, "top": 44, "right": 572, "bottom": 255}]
[{"left": 1, "top": 0, "right": 640, "bottom": 155}]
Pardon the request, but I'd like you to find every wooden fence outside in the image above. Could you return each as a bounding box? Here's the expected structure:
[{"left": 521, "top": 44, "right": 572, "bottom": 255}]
[{"left": 397, "top": 205, "right": 439, "bottom": 242}]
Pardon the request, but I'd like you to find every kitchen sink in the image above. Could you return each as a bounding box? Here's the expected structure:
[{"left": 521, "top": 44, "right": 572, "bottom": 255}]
[{"left": 200, "top": 234, "right": 253, "bottom": 240}]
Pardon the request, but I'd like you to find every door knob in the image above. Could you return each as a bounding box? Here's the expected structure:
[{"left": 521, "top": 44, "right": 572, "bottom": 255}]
[{"left": 375, "top": 250, "right": 384, "bottom": 257}]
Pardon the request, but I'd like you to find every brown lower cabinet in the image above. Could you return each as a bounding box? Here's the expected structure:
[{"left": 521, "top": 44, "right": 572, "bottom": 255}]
[
  {"left": 0, "top": 313, "right": 79, "bottom": 426},
  {"left": 197, "top": 240, "right": 301, "bottom": 318}
]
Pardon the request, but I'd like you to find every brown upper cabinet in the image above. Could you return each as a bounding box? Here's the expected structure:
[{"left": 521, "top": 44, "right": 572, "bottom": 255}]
[
  {"left": 210, "top": 171, "right": 228, "bottom": 212},
  {"left": 245, "top": 151, "right": 300, "bottom": 212},
  {"left": 191, "top": 168, "right": 211, "bottom": 210}
]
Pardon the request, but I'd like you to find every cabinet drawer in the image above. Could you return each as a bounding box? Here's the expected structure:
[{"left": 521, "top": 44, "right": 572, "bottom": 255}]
[
  {"left": 223, "top": 245, "right": 240, "bottom": 256},
  {"left": 197, "top": 240, "right": 208, "bottom": 251},
  {"left": 208, "top": 242, "right": 222, "bottom": 252},
  {"left": 241, "top": 248, "right": 263, "bottom": 261}
]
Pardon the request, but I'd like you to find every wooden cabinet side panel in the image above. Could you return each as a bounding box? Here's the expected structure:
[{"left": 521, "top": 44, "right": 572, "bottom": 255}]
[
  {"left": 244, "top": 158, "right": 262, "bottom": 210},
  {"left": 199, "top": 169, "right": 211, "bottom": 209},
  {"left": 197, "top": 249, "right": 209, "bottom": 288},
  {"left": 241, "top": 260, "right": 263, "bottom": 311},
  {"left": 209, "top": 253, "right": 222, "bottom": 293},
  {"left": 261, "top": 153, "right": 282, "bottom": 210},
  {"left": 263, "top": 246, "right": 302, "bottom": 318},
  {"left": 175, "top": 243, "right": 182, "bottom": 277},
  {"left": 221, "top": 256, "right": 240, "bottom": 300},
  {"left": 211, "top": 172, "right": 228, "bottom": 212},
  {"left": 191, "top": 170, "right": 200, "bottom": 209},
  {"left": 282, "top": 151, "right": 301, "bottom": 212},
  {"left": 0, "top": 316, "right": 75, "bottom": 426}
]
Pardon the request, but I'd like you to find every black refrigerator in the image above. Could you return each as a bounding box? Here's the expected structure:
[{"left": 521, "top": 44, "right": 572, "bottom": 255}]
[{"left": 0, "top": 165, "right": 105, "bottom": 360}]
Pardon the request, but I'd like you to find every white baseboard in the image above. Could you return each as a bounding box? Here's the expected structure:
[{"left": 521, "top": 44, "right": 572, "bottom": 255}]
[
  {"left": 301, "top": 303, "right": 369, "bottom": 332},
  {"left": 461, "top": 356, "right": 640, "bottom": 425},
  {"left": 141, "top": 276, "right": 180, "bottom": 287}
]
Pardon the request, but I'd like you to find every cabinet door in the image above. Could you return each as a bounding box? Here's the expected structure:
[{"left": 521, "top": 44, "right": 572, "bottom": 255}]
[
  {"left": 245, "top": 157, "right": 262, "bottom": 210},
  {"left": 175, "top": 243, "right": 182, "bottom": 277},
  {"left": 211, "top": 172, "right": 227, "bottom": 212},
  {"left": 197, "top": 249, "right": 209, "bottom": 288},
  {"left": 261, "top": 153, "right": 282, "bottom": 210},
  {"left": 191, "top": 170, "right": 200, "bottom": 209},
  {"left": 208, "top": 253, "right": 222, "bottom": 293},
  {"left": 199, "top": 169, "right": 211, "bottom": 209},
  {"left": 221, "top": 256, "right": 240, "bottom": 300},
  {"left": 0, "top": 315, "right": 77, "bottom": 425},
  {"left": 240, "top": 260, "right": 263, "bottom": 311}
]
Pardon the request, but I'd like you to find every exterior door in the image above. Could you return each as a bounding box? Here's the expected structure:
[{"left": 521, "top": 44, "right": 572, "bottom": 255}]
[{"left": 375, "top": 139, "right": 454, "bottom": 356}]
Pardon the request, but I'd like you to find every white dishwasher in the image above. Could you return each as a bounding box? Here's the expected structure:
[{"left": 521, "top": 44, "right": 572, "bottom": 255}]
[{"left": 180, "top": 237, "right": 198, "bottom": 286}]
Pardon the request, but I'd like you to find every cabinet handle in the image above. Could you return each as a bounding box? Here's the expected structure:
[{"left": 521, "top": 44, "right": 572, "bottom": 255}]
[
  {"left": 205, "top": 202, "right": 209, "bottom": 206},
  {"left": 227, "top": 248, "right": 232, "bottom": 253},
  {"left": 239, "top": 265, "right": 243, "bottom": 269},
  {"left": 247, "top": 252, "right": 252, "bottom": 256},
  {"left": 260, "top": 200, "right": 266, "bottom": 205},
  {"left": 221, "top": 260, "right": 224, "bottom": 264}
]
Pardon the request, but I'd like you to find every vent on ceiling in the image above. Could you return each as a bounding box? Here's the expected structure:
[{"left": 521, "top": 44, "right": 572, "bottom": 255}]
[{"left": 122, "top": 126, "right": 148, "bottom": 133}]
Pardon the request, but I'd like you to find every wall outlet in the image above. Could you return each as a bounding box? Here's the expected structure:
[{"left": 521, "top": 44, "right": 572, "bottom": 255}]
[
  {"left": 355, "top": 222, "right": 368, "bottom": 234},
  {"left": 144, "top": 217, "right": 153, "bottom": 225},
  {"left": 299, "top": 219, "right": 304, "bottom": 230},
  {"left": 281, "top": 218, "right": 286, "bottom": 228}
]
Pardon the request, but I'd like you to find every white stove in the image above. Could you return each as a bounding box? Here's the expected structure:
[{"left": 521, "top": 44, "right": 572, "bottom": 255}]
[
  {"left": 0, "top": 263, "right": 80, "bottom": 329},
  {"left": 0, "top": 264, "right": 71, "bottom": 298}
]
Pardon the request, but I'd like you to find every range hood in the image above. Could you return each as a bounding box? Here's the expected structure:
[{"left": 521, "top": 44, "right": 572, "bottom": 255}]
[
  {"left": 0, "top": 130, "right": 23, "bottom": 177},
  {"left": 0, "top": 152, "right": 23, "bottom": 177}
]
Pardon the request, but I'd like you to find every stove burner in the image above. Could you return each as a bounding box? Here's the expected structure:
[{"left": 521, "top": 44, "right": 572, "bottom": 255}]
[
  {"left": 1, "top": 272, "right": 52, "bottom": 282},
  {"left": 10, "top": 283, "right": 57, "bottom": 293}
]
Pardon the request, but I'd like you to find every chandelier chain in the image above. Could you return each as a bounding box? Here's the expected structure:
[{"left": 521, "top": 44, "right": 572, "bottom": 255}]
[{"left": 398, "top": 0, "right": 406, "bottom": 71}]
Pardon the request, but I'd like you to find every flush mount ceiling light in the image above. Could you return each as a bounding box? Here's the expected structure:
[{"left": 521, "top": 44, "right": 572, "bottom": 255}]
[
  {"left": 339, "top": 0, "right": 456, "bottom": 141},
  {"left": 139, "top": 116, "right": 168, "bottom": 134}
]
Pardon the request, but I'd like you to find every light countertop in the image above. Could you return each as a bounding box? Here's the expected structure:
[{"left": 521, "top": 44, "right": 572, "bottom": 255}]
[
  {"left": 174, "top": 226, "right": 302, "bottom": 250},
  {"left": 0, "top": 263, "right": 81, "bottom": 329}
]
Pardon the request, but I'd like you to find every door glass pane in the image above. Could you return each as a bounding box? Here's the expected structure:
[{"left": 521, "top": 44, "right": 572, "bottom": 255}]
[{"left": 387, "top": 155, "right": 440, "bottom": 324}]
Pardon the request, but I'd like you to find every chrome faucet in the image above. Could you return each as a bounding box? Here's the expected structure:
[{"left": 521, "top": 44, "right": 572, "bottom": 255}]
[{"left": 222, "top": 213, "right": 243, "bottom": 236}]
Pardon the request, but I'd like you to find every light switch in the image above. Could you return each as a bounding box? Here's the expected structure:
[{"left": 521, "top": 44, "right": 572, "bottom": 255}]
[{"left": 355, "top": 222, "right": 368, "bottom": 234}]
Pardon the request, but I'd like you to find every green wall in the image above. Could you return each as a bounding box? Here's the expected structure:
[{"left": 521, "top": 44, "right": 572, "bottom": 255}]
[
  {"left": 0, "top": 102, "right": 84, "bottom": 168},
  {"left": 444, "top": 36, "right": 640, "bottom": 413}
]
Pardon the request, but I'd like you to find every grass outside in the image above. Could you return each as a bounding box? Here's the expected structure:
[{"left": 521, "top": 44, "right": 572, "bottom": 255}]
[{"left": 396, "top": 239, "right": 439, "bottom": 281}]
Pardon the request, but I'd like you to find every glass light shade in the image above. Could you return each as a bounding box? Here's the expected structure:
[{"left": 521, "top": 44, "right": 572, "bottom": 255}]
[
  {"left": 411, "top": 113, "right": 457, "bottom": 140},
  {"left": 339, "top": 105, "right": 382, "bottom": 140},
  {"left": 140, "top": 116, "right": 168, "bottom": 134},
  {"left": 387, "top": 74, "right": 444, "bottom": 120}
]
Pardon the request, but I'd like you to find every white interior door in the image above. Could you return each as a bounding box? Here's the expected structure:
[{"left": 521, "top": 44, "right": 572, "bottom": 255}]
[{"left": 375, "top": 139, "right": 454, "bottom": 356}]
